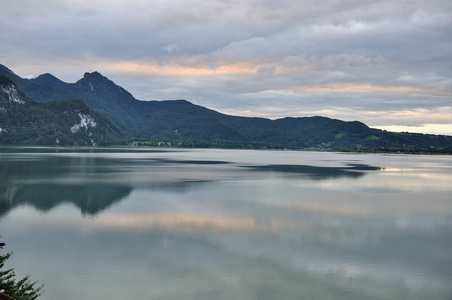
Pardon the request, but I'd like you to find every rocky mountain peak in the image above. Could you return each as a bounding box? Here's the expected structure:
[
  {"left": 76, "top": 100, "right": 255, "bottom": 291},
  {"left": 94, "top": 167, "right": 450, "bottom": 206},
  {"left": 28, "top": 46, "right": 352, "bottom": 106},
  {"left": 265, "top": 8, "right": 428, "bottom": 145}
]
[
  {"left": 78, "top": 71, "right": 116, "bottom": 92},
  {"left": 83, "top": 71, "right": 104, "bottom": 79}
]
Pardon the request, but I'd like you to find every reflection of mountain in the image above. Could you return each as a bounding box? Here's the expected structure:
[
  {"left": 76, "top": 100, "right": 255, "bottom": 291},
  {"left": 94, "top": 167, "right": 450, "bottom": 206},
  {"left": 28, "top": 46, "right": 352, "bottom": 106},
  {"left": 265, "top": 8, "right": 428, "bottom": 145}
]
[
  {"left": 244, "top": 163, "right": 381, "bottom": 179},
  {"left": 0, "top": 183, "right": 132, "bottom": 217},
  {"left": 1, "top": 184, "right": 132, "bottom": 216},
  {"left": 0, "top": 152, "right": 225, "bottom": 217},
  {"left": 0, "top": 155, "right": 132, "bottom": 217}
]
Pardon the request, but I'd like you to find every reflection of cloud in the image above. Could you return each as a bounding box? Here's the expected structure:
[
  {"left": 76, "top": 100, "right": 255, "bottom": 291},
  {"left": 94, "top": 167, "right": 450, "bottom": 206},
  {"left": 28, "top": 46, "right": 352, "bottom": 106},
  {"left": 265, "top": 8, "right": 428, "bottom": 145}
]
[
  {"left": 97, "top": 213, "right": 256, "bottom": 232},
  {"left": 94, "top": 212, "right": 312, "bottom": 234},
  {"left": 282, "top": 203, "right": 372, "bottom": 218}
]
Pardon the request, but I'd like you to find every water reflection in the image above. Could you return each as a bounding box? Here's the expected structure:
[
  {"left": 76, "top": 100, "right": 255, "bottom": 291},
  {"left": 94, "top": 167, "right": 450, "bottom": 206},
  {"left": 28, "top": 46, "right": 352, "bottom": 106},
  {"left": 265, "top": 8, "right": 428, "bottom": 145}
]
[
  {"left": 243, "top": 163, "right": 381, "bottom": 179},
  {"left": 0, "top": 149, "right": 383, "bottom": 217},
  {"left": 1, "top": 147, "right": 451, "bottom": 300},
  {"left": 0, "top": 183, "right": 131, "bottom": 216},
  {"left": 0, "top": 153, "right": 228, "bottom": 217}
]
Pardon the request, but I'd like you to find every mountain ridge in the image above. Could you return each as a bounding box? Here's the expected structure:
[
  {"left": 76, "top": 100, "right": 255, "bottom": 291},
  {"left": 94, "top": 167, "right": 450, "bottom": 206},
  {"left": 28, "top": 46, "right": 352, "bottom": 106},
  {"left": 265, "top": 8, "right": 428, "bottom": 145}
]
[
  {"left": 0, "top": 75, "right": 123, "bottom": 145},
  {"left": 1, "top": 63, "right": 451, "bottom": 151}
]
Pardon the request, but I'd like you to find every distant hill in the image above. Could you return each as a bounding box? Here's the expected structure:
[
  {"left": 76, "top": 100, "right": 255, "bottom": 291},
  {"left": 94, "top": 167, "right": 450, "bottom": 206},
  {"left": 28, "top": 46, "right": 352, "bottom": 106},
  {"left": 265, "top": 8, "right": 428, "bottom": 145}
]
[
  {"left": 1, "top": 63, "right": 451, "bottom": 151},
  {"left": 0, "top": 75, "right": 123, "bottom": 145}
]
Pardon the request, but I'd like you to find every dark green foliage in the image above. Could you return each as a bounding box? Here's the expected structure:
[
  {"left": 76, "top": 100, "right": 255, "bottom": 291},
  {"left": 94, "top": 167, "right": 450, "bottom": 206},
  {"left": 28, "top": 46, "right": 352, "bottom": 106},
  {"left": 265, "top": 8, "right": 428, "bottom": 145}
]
[
  {"left": 0, "top": 76, "right": 124, "bottom": 146},
  {"left": 0, "top": 241, "right": 43, "bottom": 300}
]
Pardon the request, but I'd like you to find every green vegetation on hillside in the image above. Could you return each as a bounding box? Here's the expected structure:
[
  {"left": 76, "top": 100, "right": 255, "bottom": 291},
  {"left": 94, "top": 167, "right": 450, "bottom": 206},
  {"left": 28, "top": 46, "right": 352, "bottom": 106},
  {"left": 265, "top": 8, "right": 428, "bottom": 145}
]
[
  {"left": 0, "top": 76, "right": 124, "bottom": 146},
  {"left": 1, "top": 64, "right": 451, "bottom": 153}
]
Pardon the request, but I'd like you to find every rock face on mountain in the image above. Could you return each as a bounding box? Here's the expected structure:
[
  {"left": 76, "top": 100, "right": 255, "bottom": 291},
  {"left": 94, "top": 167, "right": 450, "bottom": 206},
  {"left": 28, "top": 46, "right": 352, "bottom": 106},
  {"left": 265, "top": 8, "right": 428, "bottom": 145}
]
[
  {"left": 0, "top": 75, "right": 123, "bottom": 146},
  {"left": 1, "top": 63, "right": 451, "bottom": 150},
  {"left": 0, "top": 79, "right": 26, "bottom": 106}
]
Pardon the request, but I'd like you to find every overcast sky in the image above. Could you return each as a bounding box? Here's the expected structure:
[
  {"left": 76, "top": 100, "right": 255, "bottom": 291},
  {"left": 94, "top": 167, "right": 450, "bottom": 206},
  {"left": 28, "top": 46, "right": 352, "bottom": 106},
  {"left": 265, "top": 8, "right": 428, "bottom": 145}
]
[{"left": 1, "top": 0, "right": 451, "bottom": 134}]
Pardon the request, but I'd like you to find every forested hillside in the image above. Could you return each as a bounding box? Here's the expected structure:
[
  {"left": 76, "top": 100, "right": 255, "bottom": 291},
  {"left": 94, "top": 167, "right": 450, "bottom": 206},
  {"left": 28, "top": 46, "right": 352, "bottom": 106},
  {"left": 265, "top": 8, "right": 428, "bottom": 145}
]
[
  {"left": 1, "top": 64, "right": 451, "bottom": 151},
  {"left": 0, "top": 76, "right": 123, "bottom": 145}
]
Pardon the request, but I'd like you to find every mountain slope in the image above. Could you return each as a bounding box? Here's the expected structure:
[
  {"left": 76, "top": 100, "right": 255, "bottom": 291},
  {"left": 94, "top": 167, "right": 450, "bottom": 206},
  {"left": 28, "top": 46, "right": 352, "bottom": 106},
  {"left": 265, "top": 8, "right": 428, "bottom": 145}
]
[
  {"left": 1, "top": 63, "right": 451, "bottom": 150},
  {"left": 0, "top": 76, "right": 123, "bottom": 145},
  {"left": 0, "top": 64, "right": 75, "bottom": 103},
  {"left": 20, "top": 70, "right": 145, "bottom": 132}
]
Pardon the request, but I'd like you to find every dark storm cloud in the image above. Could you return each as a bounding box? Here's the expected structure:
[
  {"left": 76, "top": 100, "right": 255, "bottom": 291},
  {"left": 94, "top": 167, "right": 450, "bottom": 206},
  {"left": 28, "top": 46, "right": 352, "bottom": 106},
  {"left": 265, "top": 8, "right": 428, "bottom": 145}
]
[{"left": 1, "top": 0, "right": 451, "bottom": 133}]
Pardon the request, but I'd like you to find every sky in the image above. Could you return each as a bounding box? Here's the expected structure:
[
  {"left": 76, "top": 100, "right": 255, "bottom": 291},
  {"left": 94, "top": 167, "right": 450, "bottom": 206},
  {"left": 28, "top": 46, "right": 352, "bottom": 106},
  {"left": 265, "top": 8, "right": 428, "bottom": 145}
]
[{"left": 1, "top": 0, "right": 451, "bottom": 135}]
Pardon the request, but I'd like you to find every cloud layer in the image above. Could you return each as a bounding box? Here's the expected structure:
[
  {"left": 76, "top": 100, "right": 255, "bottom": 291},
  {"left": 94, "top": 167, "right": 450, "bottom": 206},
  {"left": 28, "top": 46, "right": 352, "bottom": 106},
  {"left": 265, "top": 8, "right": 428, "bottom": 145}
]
[{"left": 1, "top": 0, "right": 451, "bottom": 134}]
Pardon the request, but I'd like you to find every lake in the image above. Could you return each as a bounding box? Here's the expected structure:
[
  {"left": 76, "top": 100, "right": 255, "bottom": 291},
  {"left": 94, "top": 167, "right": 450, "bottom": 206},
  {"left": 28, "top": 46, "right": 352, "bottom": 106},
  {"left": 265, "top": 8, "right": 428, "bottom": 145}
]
[{"left": 1, "top": 147, "right": 451, "bottom": 299}]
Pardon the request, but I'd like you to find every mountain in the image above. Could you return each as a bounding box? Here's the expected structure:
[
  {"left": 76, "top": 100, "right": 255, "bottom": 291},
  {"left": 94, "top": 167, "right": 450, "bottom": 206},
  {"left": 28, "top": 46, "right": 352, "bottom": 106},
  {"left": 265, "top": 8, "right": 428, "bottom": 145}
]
[
  {"left": 1, "top": 63, "right": 451, "bottom": 151},
  {"left": 0, "top": 64, "right": 74, "bottom": 103},
  {"left": 0, "top": 75, "right": 123, "bottom": 145}
]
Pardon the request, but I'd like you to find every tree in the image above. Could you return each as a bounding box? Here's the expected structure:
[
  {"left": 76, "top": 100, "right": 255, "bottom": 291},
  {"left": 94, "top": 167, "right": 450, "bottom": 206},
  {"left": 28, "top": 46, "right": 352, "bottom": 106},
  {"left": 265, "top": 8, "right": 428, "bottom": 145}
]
[{"left": 0, "top": 241, "right": 43, "bottom": 300}]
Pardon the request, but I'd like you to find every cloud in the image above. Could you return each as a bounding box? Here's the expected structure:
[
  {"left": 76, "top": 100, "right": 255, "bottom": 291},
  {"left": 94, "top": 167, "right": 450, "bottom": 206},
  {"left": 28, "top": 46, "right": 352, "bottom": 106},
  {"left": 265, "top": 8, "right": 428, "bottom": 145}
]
[
  {"left": 162, "top": 44, "right": 181, "bottom": 53},
  {"left": 1, "top": 0, "right": 451, "bottom": 134}
]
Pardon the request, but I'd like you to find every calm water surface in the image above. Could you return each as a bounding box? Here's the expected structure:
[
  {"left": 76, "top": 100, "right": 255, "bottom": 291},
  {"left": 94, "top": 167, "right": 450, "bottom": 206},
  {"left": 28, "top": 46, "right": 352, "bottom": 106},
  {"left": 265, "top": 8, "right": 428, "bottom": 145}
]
[{"left": 1, "top": 147, "right": 451, "bottom": 299}]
